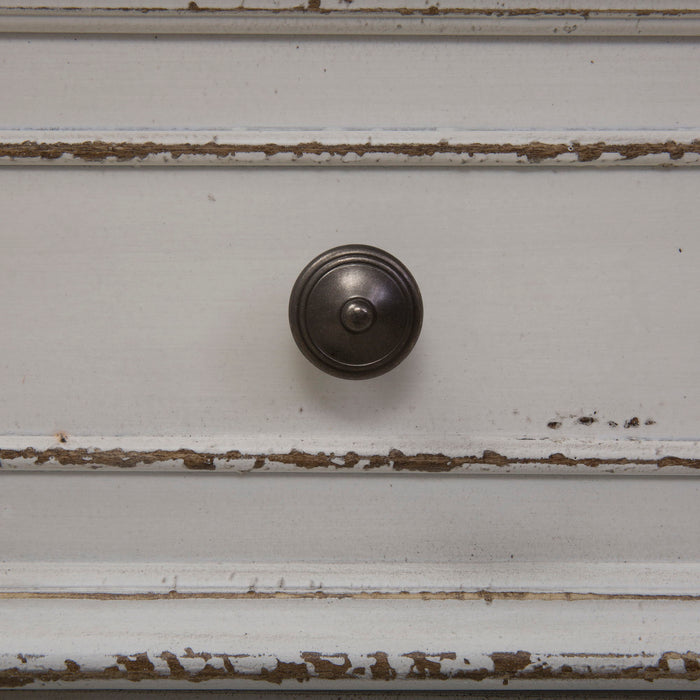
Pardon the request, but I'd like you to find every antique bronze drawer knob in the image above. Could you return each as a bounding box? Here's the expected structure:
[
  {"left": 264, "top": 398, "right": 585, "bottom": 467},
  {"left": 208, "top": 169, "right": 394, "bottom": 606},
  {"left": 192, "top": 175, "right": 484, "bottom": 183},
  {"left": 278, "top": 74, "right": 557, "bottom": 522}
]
[{"left": 289, "top": 244, "right": 423, "bottom": 379}]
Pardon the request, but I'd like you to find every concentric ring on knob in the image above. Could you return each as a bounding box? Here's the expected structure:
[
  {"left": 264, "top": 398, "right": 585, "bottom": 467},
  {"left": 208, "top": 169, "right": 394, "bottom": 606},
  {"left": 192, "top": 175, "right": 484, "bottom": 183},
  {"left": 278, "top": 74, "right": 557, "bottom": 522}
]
[{"left": 289, "top": 244, "right": 423, "bottom": 379}]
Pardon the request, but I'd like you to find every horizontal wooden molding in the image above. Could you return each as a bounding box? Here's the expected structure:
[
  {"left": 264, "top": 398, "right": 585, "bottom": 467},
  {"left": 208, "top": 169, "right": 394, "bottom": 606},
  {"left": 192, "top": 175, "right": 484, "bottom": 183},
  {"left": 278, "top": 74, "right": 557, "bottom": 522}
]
[
  {"left": 1, "top": 130, "right": 699, "bottom": 167},
  {"left": 1, "top": 4, "right": 700, "bottom": 34},
  {"left": 1, "top": 596, "right": 699, "bottom": 688},
  {"left": 2, "top": 435, "right": 700, "bottom": 474},
  {"left": 3, "top": 647, "right": 699, "bottom": 688},
  {"left": 4, "top": 562, "right": 700, "bottom": 596}
]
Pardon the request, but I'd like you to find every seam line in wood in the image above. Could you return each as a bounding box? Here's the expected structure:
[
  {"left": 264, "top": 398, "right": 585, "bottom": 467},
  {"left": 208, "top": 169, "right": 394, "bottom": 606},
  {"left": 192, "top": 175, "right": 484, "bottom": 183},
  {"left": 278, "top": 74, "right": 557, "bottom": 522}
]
[
  {"left": 1, "top": 6, "right": 699, "bottom": 17},
  {"left": 2, "top": 590, "right": 700, "bottom": 600}
]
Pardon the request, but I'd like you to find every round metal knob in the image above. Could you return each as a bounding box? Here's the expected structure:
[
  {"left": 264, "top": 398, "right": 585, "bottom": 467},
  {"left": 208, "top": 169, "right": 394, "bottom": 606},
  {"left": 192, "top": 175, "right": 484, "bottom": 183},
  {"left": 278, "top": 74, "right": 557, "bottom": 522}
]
[{"left": 289, "top": 244, "right": 423, "bottom": 379}]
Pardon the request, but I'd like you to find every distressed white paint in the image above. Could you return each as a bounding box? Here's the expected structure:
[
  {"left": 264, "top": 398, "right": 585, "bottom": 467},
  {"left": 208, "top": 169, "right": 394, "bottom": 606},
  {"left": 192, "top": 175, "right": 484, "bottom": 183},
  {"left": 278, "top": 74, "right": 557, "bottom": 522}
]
[
  {"left": 2, "top": 435, "right": 700, "bottom": 474},
  {"left": 1, "top": 598, "right": 699, "bottom": 688},
  {"left": 1, "top": 8, "right": 699, "bottom": 690},
  {"left": 1, "top": 0, "right": 699, "bottom": 36},
  {"left": 2, "top": 13, "right": 700, "bottom": 36},
  {"left": 1, "top": 129, "right": 699, "bottom": 167},
  {"left": 4, "top": 470, "right": 697, "bottom": 687}
]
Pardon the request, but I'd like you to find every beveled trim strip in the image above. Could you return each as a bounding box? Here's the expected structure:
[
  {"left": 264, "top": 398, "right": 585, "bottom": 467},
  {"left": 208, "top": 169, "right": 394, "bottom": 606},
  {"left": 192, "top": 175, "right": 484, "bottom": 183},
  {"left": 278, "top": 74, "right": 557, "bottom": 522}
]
[
  {"left": 1, "top": 130, "right": 699, "bottom": 166},
  {"left": 1, "top": 6, "right": 700, "bottom": 35},
  {"left": 2, "top": 435, "right": 700, "bottom": 474}
]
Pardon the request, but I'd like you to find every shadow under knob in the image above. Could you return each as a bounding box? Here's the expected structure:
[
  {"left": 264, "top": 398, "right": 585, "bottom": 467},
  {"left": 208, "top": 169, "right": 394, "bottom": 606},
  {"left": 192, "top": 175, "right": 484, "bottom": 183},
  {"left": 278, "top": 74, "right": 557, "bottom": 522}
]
[{"left": 289, "top": 244, "right": 423, "bottom": 380}]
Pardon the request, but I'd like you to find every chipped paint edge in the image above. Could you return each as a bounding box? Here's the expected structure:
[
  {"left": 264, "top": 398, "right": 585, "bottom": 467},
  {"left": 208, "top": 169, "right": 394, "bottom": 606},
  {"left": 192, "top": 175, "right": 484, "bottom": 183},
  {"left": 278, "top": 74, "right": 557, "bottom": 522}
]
[
  {"left": 2, "top": 435, "right": 700, "bottom": 474},
  {"left": 1, "top": 130, "right": 700, "bottom": 166},
  {"left": 1, "top": 6, "right": 700, "bottom": 35},
  {"left": 3, "top": 574, "right": 700, "bottom": 689},
  {"left": 1, "top": 648, "right": 700, "bottom": 688}
]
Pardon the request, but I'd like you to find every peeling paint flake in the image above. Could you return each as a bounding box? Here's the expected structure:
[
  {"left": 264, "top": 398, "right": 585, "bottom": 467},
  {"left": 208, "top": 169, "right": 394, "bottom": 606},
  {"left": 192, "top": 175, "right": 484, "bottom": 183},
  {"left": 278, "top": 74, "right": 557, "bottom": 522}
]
[
  {"left": 1, "top": 445, "right": 700, "bottom": 472},
  {"left": 0, "top": 139, "right": 699, "bottom": 166},
  {"left": 1, "top": 649, "right": 699, "bottom": 687}
]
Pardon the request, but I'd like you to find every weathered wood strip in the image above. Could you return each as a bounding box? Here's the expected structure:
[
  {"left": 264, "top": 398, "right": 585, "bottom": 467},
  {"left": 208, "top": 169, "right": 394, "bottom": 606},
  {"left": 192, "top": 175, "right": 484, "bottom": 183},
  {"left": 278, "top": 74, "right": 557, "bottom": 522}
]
[{"left": 1, "top": 130, "right": 699, "bottom": 166}]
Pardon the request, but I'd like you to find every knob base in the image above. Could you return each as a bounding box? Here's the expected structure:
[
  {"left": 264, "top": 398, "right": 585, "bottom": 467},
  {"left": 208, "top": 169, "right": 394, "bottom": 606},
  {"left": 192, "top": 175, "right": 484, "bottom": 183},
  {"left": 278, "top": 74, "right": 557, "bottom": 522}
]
[{"left": 289, "top": 245, "right": 423, "bottom": 380}]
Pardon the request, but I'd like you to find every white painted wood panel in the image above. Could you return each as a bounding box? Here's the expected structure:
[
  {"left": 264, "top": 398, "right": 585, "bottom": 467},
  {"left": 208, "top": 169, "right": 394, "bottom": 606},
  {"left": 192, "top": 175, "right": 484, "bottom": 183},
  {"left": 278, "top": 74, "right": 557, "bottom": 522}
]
[
  {"left": 1, "top": 167, "right": 698, "bottom": 454},
  {"left": 2, "top": 470, "right": 700, "bottom": 688},
  {"left": 6, "top": 561, "right": 700, "bottom": 596},
  {"left": 0, "top": 36, "right": 698, "bottom": 129},
  {"left": 2, "top": 473, "right": 699, "bottom": 564},
  {"left": 1, "top": 9, "right": 699, "bottom": 691}
]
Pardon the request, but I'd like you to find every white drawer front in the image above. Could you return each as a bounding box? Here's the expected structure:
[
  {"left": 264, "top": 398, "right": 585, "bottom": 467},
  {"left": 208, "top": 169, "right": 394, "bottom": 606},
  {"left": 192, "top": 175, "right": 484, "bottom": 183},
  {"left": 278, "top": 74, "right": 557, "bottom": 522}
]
[
  {"left": 1, "top": 167, "right": 700, "bottom": 456},
  {"left": 1, "top": 5, "right": 700, "bottom": 691}
]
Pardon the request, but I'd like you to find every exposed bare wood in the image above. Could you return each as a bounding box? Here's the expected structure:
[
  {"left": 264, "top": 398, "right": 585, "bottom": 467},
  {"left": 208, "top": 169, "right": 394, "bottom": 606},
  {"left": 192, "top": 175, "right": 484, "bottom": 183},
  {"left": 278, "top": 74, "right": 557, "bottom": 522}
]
[
  {"left": 2, "top": 648, "right": 699, "bottom": 687},
  {"left": 2, "top": 445, "right": 700, "bottom": 473},
  {"left": 2, "top": 137, "right": 700, "bottom": 166}
]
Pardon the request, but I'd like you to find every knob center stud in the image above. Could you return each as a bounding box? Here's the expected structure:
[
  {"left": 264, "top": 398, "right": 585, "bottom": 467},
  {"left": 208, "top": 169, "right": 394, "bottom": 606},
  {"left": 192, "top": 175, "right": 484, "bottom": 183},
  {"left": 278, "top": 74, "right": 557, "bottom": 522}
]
[{"left": 340, "top": 297, "right": 376, "bottom": 333}]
